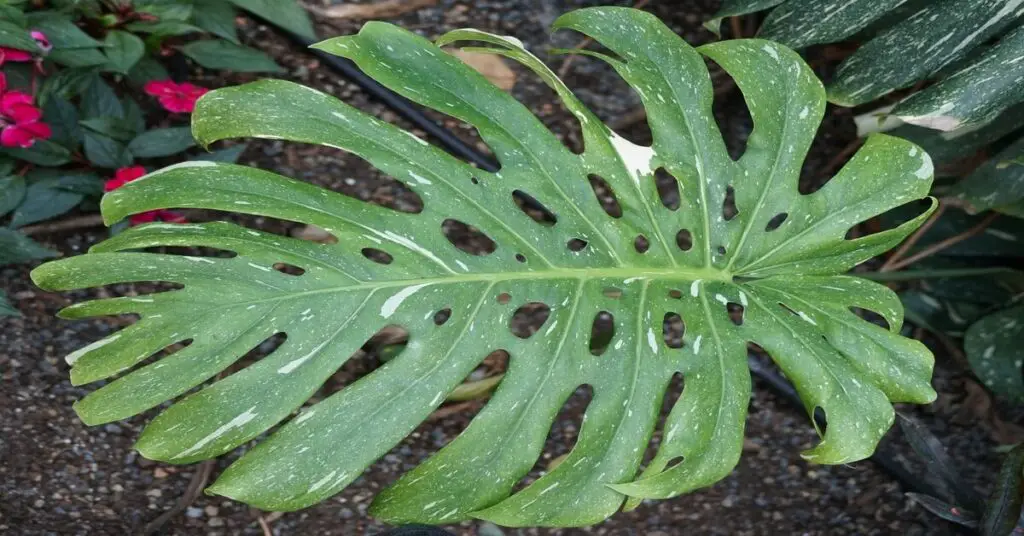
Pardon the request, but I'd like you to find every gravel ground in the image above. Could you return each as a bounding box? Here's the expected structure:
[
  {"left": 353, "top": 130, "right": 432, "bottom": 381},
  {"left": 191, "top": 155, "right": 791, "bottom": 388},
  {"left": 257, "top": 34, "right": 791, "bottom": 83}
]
[{"left": 0, "top": 1, "right": 1007, "bottom": 534}]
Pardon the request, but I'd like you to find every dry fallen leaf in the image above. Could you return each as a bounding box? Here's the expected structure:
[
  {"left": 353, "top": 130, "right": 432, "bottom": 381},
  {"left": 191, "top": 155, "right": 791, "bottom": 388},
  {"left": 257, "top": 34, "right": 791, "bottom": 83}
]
[
  {"left": 448, "top": 49, "right": 517, "bottom": 91},
  {"left": 319, "top": 0, "right": 438, "bottom": 20},
  {"left": 290, "top": 224, "right": 336, "bottom": 244}
]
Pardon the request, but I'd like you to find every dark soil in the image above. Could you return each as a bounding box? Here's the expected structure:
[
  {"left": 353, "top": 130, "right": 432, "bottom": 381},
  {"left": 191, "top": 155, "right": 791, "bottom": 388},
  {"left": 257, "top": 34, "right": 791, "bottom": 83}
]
[{"left": 0, "top": 1, "right": 1006, "bottom": 535}]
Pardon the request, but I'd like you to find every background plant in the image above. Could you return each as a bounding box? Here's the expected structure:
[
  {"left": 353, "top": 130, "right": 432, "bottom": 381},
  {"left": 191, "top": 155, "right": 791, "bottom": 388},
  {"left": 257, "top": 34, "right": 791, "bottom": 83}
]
[
  {"left": 0, "top": 0, "right": 314, "bottom": 315},
  {"left": 706, "top": 0, "right": 1024, "bottom": 529},
  {"left": 32, "top": 7, "right": 941, "bottom": 527}
]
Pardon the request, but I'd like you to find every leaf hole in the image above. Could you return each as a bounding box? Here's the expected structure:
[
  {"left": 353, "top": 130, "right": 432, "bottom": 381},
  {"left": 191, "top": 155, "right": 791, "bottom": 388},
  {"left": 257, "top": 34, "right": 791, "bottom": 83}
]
[
  {"left": 676, "top": 229, "right": 693, "bottom": 251},
  {"left": 496, "top": 292, "right": 511, "bottom": 305},
  {"left": 603, "top": 287, "right": 623, "bottom": 299},
  {"left": 722, "top": 185, "right": 738, "bottom": 221},
  {"left": 850, "top": 306, "right": 890, "bottom": 331},
  {"left": 778, "top": 302, "right": 799, "bottom": 316},
  {"left": 706, "top": 58, "right": 751, "bottom": 161},
  {"left": 634, "top": 235, "right": 650, "bottom": 254},
  {"left": 515, "top": 253, "right": 527, "bottom": 263},
  {"left": 589, "top": 311, "right": 616, "bottom": 356},
  {"left": 272, "top": 263, "right": 305, "bottom": 276},
  {"left": 727, "top": 303, "right": 744, "bottom": 326},
  {"left": 511, "top": 384, "right": 593, "bottom": 494},
  {"left": 588, "top": 174, "right": 622, "bottom": 218},
  {"left": 347, "top": 167, "right": 425, "bottom": 214},
  {"left": 510, "top": 302, "right": 552, "bottom": 339},
  {"left": 668, "top": 289, "right": 683, "bottom": 299},
  {"left": 512, "top": 190, "right": 558, "bottom": 226},
  {"left": 361, "top": 247, "right": 393, "bottom": 265},
  {"left": 655, "top": 168, "right": 680, "bottom": 211},
  {"left": 433, "top": 307, "right": 452, "bottom": 326},
  {"left": 765, "top": 213, "right": 788, "bottom": 231},
  {"left": 665, "top": 456, "right": 685, "bottom": 469},
  {"left": 567, "top": 238, "right": 588, "bottom": 252},
  {"left": 470, "top": 176, "right": 480, "bottom": 185},
  {"left": 716, "top": 245, "right": 727, "bottom": 256},
  {"left": 663, "top": 312, "right": 685, "bottom": 349},
  {"left": 442, "top": 218, "right": 497, "bottom": 256}
]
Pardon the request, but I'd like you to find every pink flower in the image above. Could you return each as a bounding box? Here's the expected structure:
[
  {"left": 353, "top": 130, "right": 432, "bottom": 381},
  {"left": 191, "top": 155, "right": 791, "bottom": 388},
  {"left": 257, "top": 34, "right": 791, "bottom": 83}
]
[
  {"left": 0, "top": 73, "right": 51, "bottom": 148},
  {"left": 144, "top": 80, "right": 209, "bottom": 113},
  {"left": 0, "top": 31, "right": 51, "bottom": 65},
  {"left": 104, "top": 166, "right": 187, "bottom": 225}
]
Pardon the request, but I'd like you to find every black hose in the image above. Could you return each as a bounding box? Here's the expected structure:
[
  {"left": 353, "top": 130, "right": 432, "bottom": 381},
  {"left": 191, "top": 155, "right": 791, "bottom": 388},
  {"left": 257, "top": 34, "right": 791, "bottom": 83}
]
[{"left": 265, "top": 23, "right": 500, "bottom": 173}]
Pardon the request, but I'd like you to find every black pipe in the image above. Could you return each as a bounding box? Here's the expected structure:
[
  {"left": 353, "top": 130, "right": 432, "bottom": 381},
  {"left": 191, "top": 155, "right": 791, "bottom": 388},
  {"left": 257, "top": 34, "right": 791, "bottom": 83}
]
[{"left": 265, "top": 24, "right": 500, "bottom": 173}]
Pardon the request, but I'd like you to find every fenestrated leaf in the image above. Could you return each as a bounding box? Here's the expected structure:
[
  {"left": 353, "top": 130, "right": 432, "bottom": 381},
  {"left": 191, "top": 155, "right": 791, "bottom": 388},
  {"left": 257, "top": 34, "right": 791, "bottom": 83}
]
[
  {"left": 950, "top": 136, "right": 1024, "bottom": 213},
  {"left": 31, "top": 8, "right": 938, "bottom": 527},
  {"left": 965, "top": 305, "right": 1024, "bottom": 401},
  {"left": 894, "top": 26, "right": 1024, "bottom": 131},
  {"left": 759, "top": 0, "right": 906, "bottom": 49},
  {"left": 828, "top": 0, "right": 1024, "bottom": 106}
]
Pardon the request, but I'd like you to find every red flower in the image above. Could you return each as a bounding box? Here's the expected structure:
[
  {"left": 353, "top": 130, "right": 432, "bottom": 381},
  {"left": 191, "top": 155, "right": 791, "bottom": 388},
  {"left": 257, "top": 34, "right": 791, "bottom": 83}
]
[
  {"left": 0, "top": 73, "right": 51, "bottom": 148},
  {"left": 0, "top": 31, "right": 51, "bottom": 65},
  {"left": 104, "top": 166, "right": 187, "bottom": 225},
  {"left": 144, "top": 80, "right": 209, "bottom": 113}
]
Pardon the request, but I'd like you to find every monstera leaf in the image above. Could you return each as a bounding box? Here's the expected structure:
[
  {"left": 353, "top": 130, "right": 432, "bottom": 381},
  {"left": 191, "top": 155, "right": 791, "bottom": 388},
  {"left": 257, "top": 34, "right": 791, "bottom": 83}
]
[{"left": 31, "top": 7, "right": 938, "bottom": 527}]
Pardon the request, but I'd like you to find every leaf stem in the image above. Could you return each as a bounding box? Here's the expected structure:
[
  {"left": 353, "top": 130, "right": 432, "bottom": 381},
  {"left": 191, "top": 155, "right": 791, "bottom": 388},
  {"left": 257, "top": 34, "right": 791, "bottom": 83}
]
[
  {"left": 883, "top": 212, "right": 999, "bottom": 272},
  {"left": 879, "top": 202, "right": 947, "bottom": 272}
]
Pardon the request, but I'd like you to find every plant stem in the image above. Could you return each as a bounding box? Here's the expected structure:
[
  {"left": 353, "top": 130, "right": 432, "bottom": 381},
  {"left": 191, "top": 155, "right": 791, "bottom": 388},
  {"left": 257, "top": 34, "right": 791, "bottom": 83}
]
[
  {"left": 885, "top": 212, "right": 1000, "bottom": 272},
  {"left": 879, "top": 203, "right": 947, "bottom": 272}
]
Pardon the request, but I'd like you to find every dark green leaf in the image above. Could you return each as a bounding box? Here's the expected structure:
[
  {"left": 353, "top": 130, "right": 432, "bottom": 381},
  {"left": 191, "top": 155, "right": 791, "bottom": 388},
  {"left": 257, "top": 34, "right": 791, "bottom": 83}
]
[
  {"left": 126, "top": 56, "right": 170, "bottom": 87},
  {"left": 136, "top": 2, "right": 193, "bottom": 21},
  {"left": 0, "top": 228, "right": 58, "bottom": 265},
  {"left": 906, "top": 493, "right": 979, "bottom": 528},
  {"left": 951, "top": 136, "right": 1024, "bottom": 213},
  {"left": 0, "top": 19, "right": 40, "bottom": 52},
  {"left": 83, "top": 131, "right": 132, "bottom": 169},
  {"left": 127, "top": 127, "right": 196, "bottom": 158},
  {"left": 0, "top": 291, "right": 18, "bottom": 317},
  {"left": 25, "top": 11, "right": 102, "bottom": 48},
  {"left": 703, "top": 0, "right": 783, "bottom": 36},
  {"left": 899, "top": 414, "right": 980, "bottom": 509},
  {"left": 981, "top": 444, "right": 1024, "bottom": 536},
  {"left": 0, "top": 5, "right": 27, "bottom": 27},
  {"left": 0, "top": 140, "right": 73, "bottom": 167},
  {"left": 965, "top": 306, "right": 1024, "bottom": 401},
  {"left": 0, "top": 175, "right": 27, "bottom": 218},
  {"left": 122, "top": 98, "right": 146, "bottom": 137},
  {"left": 102, "top": 30, "right": 145, "bottom": 75},
  {"left": 228, "top": 0, "right": 314, "bottom": 39},
  {"left": 829, "top": 0, "right": 1024, "bottom": 106},
  {"left": 30, "top": 169, "right": 104, "bottom": 196},
  {"left": 124, "top": 21, "right": 201, "bottom": 36},
  {"left": 759, "top": 0, "right": 906, "bottom": 49},
  {"left": 81, "top": 117, "right": 138, "bottom": 142},
  {"left": 37, "top": 68, "right": 98, "bottom": 105},
  {"left": 180, "top": 40, "right": 284, "bottom": 72},
  {"left": 895, "top": 26, "right": 1024, "bottom": 131},
  {"left": 193, "top": 0, "right": 239, "bottom": 44},
  {"left": 81, "top": 76, "right": 124, "bottom": 119},
  {"left": 43, "top": 97, "right": 83, "bottom": 148},
  {"left": 47, "top": 47, "right": 108, "bottom": 68},
  {"left": 8, "top": 183, "right": 83, "bottom": 227},
  {"left": 192, "top": 143, "right": 248, "bottom": 163}
]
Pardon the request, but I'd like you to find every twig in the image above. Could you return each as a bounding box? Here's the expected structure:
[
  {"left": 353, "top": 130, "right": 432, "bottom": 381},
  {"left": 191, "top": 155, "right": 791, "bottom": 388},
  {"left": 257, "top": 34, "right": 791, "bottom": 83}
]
[
  {"left": 884, "top": 212, "right": 1000, "bottom": 272},
  {"left": 729, "top": 16, "right": 744, "bottom": 39},
  {"left": 257, "top": 515, "right": 274, "bottom": 536},
  {"left": 879, "top": 203, "right": 947, "bottom": 272},
  {"left": 819, "top": 138, "right": 863, "bottom": 179},
  {"left": 142, "top": 460, "right": 216, "bottom": 535},
  {"left": 20, "top": 214, "right": 105, "bottom": 236},
  {"left": 555, "top": 0, "right": 649, "bottom": 78},
  {"left": 426, "top": 400, "right": 480, "bottom": 422}
]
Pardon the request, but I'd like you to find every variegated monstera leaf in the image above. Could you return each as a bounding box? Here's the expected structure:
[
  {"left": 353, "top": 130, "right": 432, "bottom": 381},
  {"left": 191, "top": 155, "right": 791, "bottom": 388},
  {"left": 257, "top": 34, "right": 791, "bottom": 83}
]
[{"left": 32, "top": 7, "right": 938, "bottom": 527}]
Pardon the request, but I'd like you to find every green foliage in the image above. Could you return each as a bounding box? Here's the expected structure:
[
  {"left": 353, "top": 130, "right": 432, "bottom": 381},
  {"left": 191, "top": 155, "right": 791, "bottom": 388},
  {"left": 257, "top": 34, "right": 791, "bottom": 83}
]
[
  {"left": 33, "top": 8, "right": 938, "bottom": 527},
  {"left": 708, "top": 0, "right": 1024, "bottom": 408}
]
